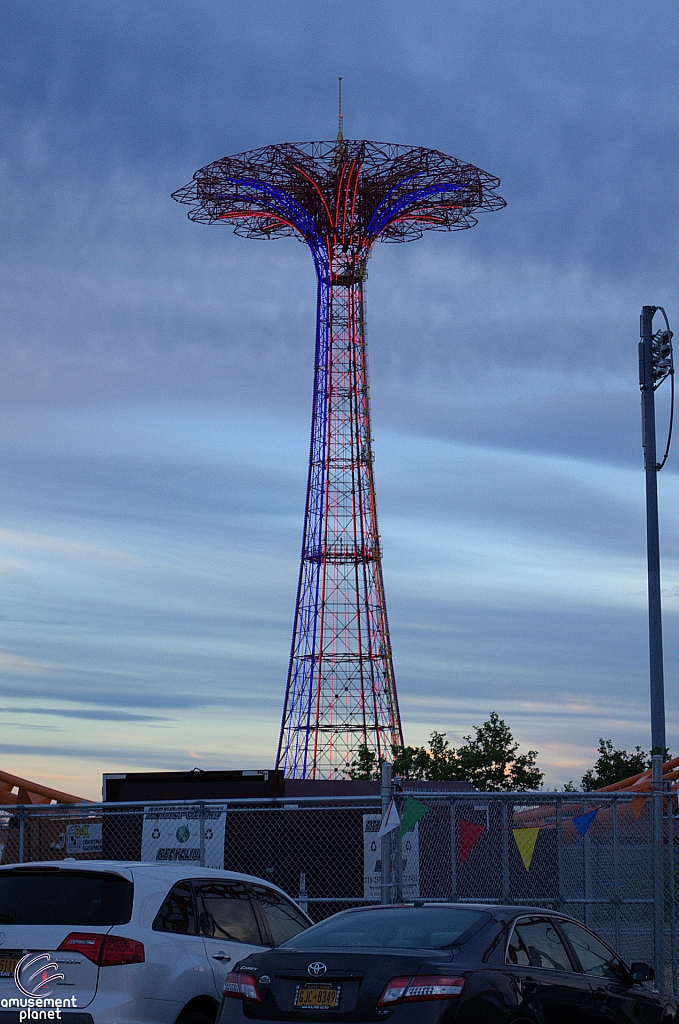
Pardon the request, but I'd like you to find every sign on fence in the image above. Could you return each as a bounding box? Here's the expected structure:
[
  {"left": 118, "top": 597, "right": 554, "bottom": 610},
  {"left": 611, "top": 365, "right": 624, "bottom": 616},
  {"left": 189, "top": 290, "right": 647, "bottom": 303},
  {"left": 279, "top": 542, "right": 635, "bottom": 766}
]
[
  {"left": 363, "top": 814, "right": 420, "bottom": 899},
  {"left": 66, "top": 822, "right": 102, "bottom": 854},
  {"left": 142, "top": 805, "right": 226, "bottom": 868}
]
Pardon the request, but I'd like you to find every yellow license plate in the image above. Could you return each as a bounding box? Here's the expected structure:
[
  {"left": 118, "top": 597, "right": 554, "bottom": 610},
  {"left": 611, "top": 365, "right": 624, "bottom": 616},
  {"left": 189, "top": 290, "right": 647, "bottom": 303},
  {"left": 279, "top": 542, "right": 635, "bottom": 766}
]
[
  {"left": 295, "top": 985, "right": 341, "bottom": 1009},
  {"left": 0, "top": 957, "right": 18, "bottom": 977}
]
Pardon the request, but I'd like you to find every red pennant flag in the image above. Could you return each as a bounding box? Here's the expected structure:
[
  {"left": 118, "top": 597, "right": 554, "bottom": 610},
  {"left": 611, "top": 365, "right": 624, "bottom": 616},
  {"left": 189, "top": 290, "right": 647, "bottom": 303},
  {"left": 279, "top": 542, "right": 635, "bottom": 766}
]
[{"left": 458, "top": 820, "right": 485, "bottom": 865}]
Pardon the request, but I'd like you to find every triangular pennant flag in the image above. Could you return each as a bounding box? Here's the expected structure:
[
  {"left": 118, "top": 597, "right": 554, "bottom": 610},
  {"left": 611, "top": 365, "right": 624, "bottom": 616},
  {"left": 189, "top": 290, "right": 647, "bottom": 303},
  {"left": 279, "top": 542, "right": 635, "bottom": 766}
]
[
  {"left": 513, "top": 827, "right": 540, "bottom": 871},
  {"left": 377, "top": 798, "right": 401, "bottom": 840},
  {"left": 632, "top": 795, "right": 648, "bottom": 820},
  {"left": 572, "top": 808, "right": 598, "bottom": 838},
  {"left": 400, "top": 796, "right": 430, "bottom": 836},
  {"left": 458, "top": 820, "right": 485, "bottom": 865}
]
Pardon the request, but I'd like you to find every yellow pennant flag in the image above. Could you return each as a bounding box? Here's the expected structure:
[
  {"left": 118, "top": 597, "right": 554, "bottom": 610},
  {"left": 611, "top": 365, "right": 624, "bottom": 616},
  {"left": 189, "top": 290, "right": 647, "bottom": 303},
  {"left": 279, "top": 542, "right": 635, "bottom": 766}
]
[{"left": 513, "top": 827, "right": 540, "bottom": 871}]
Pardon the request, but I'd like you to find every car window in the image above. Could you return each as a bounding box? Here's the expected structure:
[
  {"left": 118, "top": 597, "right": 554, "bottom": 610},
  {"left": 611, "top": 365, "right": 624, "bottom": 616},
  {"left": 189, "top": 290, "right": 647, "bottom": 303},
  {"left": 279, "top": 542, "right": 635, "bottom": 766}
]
[
  {"left": 560, "top": 920, "right": 626, "bottom": 980},
  {"left": 512, "top": 917, "right": 573, "bottom": 972},
  {"left": 153, "top": 880, "right": 196, "bottom": 934},
  {"left": 194, "top": 880, "right": 262, "bottom": 945},
  {"left": 507, "top": 929, "right": 531, "bottom": 966},
  {"left": 0, "top": 869, "right": 133, "bottom": 926},
  {"left": 250, "top": 884, "right": 310, "bottom": 946},
  {"left": 281, "top": 907, "right": 490, "bottom": 949}
]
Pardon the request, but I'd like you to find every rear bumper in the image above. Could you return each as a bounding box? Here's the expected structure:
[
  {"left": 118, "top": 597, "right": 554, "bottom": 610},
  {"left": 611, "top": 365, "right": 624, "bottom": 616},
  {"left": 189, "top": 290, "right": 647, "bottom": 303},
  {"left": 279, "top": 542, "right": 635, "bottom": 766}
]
[{"left": 217, "top": 997, "right": 456, "bottom": 1023}]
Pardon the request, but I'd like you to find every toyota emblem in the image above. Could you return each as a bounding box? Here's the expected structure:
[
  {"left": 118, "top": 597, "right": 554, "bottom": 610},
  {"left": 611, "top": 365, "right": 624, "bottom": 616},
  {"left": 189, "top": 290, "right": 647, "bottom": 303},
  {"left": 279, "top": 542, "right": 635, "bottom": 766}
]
[{"left": 307, "top": 962, "right": 327, "bottom": 977}]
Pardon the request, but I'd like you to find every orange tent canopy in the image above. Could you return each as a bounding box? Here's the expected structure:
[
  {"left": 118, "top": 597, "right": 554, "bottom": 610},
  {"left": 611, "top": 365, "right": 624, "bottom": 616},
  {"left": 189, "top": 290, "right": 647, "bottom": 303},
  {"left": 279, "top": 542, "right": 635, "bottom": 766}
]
[{"left": 0, "top": 770, "right": 89, "bottom": 805}]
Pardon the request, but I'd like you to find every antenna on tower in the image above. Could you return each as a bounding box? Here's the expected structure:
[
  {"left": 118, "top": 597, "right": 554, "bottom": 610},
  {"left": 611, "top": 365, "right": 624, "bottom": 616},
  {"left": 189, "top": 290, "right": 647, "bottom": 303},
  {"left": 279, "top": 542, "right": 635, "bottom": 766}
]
[{"left": 337, "top": 77, "right": 344, "bottom": 142}]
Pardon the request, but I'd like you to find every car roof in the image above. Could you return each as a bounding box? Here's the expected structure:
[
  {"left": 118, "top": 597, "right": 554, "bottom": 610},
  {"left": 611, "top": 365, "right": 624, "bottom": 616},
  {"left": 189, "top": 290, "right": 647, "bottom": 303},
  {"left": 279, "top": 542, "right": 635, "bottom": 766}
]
[{"left": 0, "top": 861, "right": 298, "bottom": 900}]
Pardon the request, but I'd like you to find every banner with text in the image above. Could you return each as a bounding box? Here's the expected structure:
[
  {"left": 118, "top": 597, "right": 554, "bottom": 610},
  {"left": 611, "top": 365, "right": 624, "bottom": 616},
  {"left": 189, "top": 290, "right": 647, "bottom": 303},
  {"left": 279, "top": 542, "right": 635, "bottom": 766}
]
[{"left": 142, "top": 805, "right": 226, "bottom": 868}]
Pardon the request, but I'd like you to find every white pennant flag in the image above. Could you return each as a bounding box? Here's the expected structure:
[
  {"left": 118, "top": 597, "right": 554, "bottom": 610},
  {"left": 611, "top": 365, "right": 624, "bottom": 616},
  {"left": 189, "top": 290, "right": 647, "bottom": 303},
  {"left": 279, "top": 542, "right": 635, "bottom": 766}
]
[{"left": 376, "top": 798, "right": 401, "bottom": 840}]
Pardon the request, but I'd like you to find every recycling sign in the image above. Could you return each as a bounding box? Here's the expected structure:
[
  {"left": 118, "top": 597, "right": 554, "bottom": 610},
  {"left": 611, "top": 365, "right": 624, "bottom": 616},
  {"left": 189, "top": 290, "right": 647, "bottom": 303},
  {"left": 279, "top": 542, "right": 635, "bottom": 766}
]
[{"left": 141, "top": 805, "right": 226, "bottom": 868}]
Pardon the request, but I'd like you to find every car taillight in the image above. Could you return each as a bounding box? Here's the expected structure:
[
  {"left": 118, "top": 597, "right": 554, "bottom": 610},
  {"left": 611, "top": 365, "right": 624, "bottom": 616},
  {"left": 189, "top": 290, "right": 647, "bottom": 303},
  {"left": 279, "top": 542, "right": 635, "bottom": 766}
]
[
  {"left": 58, "top": 933, "right": 144, "bottom": 967},
  {"left": 99, "top": 936, "right": 145, "bottom": 967},
  {"left": 377, "top": 975, "right": 465, "bottom": 1006},
  {"left": 223, "top": 971, "right": 261, "bottom": 1003},
  {"left": 58, "top": 933, "right": 105, "bottom": 964}
]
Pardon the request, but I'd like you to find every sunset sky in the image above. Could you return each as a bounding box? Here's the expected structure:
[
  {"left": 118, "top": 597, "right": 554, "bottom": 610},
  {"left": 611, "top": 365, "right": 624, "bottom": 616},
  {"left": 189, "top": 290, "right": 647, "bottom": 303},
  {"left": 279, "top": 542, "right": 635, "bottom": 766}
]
[{"left": 1, "top": 1, "right": 679, "bottom": 798}]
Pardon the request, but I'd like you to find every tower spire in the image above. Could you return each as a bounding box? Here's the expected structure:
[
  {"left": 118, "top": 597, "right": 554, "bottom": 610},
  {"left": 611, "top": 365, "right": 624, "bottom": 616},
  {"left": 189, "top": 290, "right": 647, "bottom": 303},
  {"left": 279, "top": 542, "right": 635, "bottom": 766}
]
[{"left": 337, "top": 77, "right": 343, "bottom": 142}]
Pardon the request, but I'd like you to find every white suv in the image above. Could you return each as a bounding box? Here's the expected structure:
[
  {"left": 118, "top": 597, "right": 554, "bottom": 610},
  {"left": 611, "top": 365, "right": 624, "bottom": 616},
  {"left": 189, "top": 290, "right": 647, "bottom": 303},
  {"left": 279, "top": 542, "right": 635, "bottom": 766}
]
[{"left": 0, "top": 861, "right": 312, "bottom": 1024}]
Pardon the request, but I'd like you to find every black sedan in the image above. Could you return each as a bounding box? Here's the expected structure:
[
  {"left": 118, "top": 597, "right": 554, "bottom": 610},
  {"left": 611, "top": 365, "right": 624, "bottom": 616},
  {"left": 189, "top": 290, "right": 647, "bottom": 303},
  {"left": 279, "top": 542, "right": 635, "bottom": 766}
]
[{"left": 215, "top": 902, "right": 675, "bottom": 1023}]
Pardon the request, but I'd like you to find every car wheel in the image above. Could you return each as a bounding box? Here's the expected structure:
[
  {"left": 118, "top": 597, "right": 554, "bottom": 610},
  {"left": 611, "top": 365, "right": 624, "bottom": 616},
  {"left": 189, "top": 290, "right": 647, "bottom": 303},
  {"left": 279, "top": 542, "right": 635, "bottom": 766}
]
[{"left": 176, "top": 1012, "right": 215, "bottom": 1024}]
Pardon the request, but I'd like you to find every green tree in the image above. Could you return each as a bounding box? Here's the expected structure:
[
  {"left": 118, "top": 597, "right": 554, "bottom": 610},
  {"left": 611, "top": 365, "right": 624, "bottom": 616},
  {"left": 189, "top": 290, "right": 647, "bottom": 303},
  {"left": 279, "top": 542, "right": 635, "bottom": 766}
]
[
  {"left": 580, "top": 738, "right": 649, "bottom": 791},
  {"left": 351, "top": 714, "right": 544, "bottom": 791},
  {"left": 454, "top": 712, "right": 543, "bottom": 791},
  {"left": 348, "top": 743, "right": 382, "bottom": 780}
]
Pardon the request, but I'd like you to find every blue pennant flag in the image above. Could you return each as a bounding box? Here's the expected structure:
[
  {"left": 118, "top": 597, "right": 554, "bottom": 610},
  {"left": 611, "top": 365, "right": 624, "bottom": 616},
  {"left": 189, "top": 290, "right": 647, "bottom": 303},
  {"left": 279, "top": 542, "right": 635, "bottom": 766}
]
[{"left": 572, "top": 808, "right": 598, "bottom": 838}]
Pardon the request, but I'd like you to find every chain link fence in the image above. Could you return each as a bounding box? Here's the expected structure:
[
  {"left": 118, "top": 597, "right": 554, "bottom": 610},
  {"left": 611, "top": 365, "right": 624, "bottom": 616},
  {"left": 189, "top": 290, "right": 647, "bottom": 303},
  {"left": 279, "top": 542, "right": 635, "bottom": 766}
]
[{"left": 0, "top": 789, "right": 676, "bottom": 994}]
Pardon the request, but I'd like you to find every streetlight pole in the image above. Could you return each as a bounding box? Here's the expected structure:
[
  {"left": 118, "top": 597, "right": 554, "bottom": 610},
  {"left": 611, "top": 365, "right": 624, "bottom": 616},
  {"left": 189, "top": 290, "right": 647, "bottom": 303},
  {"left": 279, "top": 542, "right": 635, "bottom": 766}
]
[
  {"left": 639, "top": 304, "right": 674, "bottom": 993},
  {"left": 640, "top": 305, "right": 668, "bottom": 760}
]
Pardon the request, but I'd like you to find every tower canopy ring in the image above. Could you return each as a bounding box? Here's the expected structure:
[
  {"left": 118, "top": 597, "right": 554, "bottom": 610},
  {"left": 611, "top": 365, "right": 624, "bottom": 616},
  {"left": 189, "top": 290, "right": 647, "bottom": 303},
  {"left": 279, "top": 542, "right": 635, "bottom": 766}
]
[{"left": 172, "top": 140, "right": 505, "bottom": 248}]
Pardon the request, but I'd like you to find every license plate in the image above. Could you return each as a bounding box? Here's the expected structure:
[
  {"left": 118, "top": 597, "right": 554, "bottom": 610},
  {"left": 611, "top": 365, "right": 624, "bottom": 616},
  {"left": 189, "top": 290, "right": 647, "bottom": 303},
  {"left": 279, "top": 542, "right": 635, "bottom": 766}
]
[
  {"left": 294, "top": 984, "right": 341, "bottom": 1009},
  {"left": 0, "top": 956, "right": 19, "bottom": 977}
]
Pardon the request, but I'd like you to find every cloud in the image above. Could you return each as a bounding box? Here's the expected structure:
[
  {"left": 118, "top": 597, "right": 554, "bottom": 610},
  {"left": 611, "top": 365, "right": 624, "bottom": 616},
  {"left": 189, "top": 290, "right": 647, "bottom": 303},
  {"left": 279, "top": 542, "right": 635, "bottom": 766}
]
[{"left": 0, "top": 1, "right": 678, "bottom": 789}]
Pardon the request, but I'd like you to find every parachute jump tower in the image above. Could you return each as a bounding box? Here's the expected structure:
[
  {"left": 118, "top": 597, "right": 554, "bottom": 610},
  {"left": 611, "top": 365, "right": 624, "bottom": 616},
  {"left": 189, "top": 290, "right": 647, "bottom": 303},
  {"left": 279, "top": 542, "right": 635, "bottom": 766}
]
[{"left": 173, "top": 95, "right": 505, "bottom": 779}]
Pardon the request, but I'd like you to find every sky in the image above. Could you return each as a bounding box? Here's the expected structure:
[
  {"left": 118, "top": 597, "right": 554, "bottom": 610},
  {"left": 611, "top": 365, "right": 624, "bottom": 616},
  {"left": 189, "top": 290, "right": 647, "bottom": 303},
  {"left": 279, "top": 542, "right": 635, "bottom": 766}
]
[{"left": 1, "top": 0, "right": 679, "bottom": 798}]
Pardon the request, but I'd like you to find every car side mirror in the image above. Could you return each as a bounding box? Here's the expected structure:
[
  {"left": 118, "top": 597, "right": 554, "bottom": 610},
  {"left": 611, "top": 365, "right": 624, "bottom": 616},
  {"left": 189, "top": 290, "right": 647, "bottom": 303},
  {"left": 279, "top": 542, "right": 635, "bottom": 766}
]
[{"left": 630, "top": 962, "right": 654, "bottom": 984}]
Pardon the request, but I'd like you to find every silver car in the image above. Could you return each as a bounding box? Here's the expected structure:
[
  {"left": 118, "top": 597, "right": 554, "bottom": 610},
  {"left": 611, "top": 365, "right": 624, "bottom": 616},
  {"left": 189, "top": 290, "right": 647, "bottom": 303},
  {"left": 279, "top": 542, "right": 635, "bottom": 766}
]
[{"left": 0, "top": 861, "right": 312, "bottom": 1024}]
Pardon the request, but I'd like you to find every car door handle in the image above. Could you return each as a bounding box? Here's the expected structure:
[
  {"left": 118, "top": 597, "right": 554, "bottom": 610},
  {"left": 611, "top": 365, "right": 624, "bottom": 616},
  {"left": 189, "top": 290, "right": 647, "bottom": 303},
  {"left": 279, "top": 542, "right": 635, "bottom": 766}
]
[
  {"left": 594, "top": 987, "right": 609, "bottom": 1003},
  {"left": 522, "top": 979, "right": 539, "bottom": 992},
  {"left": 212, "top": 952, "right": 231, "bottom": 962}
]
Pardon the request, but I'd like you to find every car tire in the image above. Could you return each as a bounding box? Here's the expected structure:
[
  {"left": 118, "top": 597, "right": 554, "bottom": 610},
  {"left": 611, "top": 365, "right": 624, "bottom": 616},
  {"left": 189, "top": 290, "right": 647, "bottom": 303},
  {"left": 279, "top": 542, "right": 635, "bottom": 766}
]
[{"left": 176, "top": 1011, "right": 215, "bottom": 1024}]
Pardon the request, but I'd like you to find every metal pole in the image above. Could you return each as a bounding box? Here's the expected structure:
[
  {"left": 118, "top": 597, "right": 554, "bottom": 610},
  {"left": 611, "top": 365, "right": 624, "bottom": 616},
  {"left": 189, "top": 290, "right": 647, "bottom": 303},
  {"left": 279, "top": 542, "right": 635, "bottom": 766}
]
[
  {"left": 501, "top": 799, "right": 510, "bottom": 902},
  {"left": 18, "top": 808, "right": 24, "bottom": 864},
  {"left": 584, "top": 830, "right": 591, "bottom": 929},
  {"left": 666, "top": 791, "right": 677, "bottom": 996},
  {"left": 450, "top": 800, "right": 457, "bottom": 901},
  {"left": 380, "top": 762, "right": 392, "bottom": 904},
  {"left": 298, "top": 872, "right": 309, "bottom": 916},
  {"left": 393, "top": 814, "right": 403, "bottom": 903},
  {"left": 556, "top": 797, "right": 563, "bottom": 913},
  {"left": 640, "top": 306, "right": 667, "bottom": 757},
  {"left": 612, "top": 799, "right": 621, "bottom": 956},
  {"left": 199, "top": 802, "right": 205, "bottom": 867},
  {"left": 652, "top": 755, "right": 666, "bottom": 991}
]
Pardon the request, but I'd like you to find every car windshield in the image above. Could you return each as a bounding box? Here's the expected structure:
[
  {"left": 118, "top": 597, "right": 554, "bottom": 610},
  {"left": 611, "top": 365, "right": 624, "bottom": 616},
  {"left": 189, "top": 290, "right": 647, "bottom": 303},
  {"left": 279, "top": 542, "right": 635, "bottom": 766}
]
[
  {"left": 0, "top": 869, "right": 133, "bottom": 925},
  {"left": 281, "top": 907, "right": 489, "bottom": 950}
]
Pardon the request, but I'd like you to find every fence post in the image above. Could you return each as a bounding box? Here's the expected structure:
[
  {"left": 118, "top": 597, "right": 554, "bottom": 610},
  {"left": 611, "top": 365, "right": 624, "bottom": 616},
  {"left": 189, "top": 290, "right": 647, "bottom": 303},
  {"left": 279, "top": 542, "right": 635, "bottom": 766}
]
[
  {"left": 18, "top": 807, "right": 24, "bottom": 864},
  {"left": 556, "top": 796, "right": 563, "bottom": 912},
  {"left": 652, "top": 754, "right": 665, "bottom": 992},
  {"left": 584, "top": 830, "right": 591, "bottom": 928},
  {"left": 298, "top": 872, "right": 308, "bottom": 916},
  {"left": 393, "top": 818, "right": 403, "bottom": 903},
  {"left": 199, "top": 802, "right": 205, "bottom": 867},
  {"left": 380, "top": 762, "right": 393, "bottom": 905},
  {"left": 665, "top": 792, "right": 677, "bottom": 997},
  {"left": 501, "top": 799, "right": 510, "bottom": 902},
  {"left": 450, "top": 799, "right": 457, "bottom": 901},
  {"left": 612, "top": 799, "right": 621, "bottom": 956}
]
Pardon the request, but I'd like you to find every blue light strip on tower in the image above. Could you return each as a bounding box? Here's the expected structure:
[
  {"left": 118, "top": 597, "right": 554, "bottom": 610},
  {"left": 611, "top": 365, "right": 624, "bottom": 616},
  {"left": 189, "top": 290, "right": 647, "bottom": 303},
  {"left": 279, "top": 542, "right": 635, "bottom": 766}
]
[
  {"left": 215, "top": 177, "right": 334, "bottom": 776},
  {"left": 367, "top": 181, "right": 468, "bottom": 239}
]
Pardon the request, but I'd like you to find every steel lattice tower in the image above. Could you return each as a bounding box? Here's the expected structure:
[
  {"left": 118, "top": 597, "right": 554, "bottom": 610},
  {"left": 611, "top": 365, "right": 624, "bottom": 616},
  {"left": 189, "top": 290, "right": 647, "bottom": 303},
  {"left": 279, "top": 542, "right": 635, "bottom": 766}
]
[{"left": 173, "top": 126, "right": 505, "bottom": 779}]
